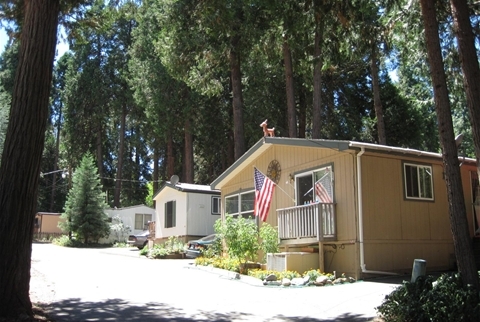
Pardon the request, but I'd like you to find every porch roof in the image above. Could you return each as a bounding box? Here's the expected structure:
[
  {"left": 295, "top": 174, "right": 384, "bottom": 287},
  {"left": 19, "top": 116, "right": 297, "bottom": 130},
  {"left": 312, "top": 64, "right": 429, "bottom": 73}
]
[{"left": 210, "top": 137, "right": 475, "bottom": 189}]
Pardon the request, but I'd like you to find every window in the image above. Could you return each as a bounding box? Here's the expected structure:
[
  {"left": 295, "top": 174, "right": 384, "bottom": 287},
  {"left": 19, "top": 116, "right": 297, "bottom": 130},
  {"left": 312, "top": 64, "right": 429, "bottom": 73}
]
[
  {"left": 295, "top": 165, "right": 334, "bottom": 205},
  {"left": 404, "top": 162, "right": 434, "bottom": 200},
  {"left": 225, "top": 190, "right": 255, "bottom": 219},
  {"left": 212, "top": 196, "right": 221, "bottom": 215},
  {"left": 134, "top": 213, "right": 152, "bottom": 230},
  {"left": 164, "top": 200, "right": 176, "bottom": 228}
]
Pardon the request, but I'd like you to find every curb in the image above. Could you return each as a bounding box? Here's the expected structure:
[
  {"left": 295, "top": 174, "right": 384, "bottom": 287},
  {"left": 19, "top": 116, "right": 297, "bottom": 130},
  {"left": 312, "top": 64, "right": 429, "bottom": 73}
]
[{"left": 186, "top": 263, "right": 264, "bottom": 286}]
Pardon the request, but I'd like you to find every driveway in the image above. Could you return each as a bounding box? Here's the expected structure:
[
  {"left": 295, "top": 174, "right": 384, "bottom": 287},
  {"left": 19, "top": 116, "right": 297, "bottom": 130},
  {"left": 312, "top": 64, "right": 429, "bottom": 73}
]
[{"left": 30, "top": 243, "right": 402, "bottom": 321}]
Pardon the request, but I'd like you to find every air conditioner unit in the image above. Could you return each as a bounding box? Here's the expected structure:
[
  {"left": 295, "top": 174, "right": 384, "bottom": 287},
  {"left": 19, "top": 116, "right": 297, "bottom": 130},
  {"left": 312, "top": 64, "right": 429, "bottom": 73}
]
[{"left": 267, "top": 252, "right": 319, "bottom": 272}]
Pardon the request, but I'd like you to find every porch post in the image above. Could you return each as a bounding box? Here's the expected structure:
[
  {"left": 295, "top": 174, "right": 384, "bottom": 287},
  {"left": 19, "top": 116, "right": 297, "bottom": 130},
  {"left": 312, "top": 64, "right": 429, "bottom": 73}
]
[{"left": 318, "top": 242, "right": 324, "bottom": 272}]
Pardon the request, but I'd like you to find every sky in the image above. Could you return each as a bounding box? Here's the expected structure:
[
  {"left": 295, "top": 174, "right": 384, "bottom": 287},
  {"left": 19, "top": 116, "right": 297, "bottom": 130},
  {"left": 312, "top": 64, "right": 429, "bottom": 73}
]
[{"left": 0, "top": 27, "right": 69, "bottom": 59}]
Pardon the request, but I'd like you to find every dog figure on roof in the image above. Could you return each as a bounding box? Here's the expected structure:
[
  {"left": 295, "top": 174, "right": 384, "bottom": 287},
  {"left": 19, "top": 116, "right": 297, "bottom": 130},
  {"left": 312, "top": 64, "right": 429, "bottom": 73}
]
[{"left": 260, "top": 119, "right": 275, "bottom": 137}]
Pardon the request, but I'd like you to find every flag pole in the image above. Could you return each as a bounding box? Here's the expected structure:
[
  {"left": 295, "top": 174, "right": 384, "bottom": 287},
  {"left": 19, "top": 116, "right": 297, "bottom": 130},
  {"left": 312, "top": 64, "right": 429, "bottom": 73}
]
[
  {"left": 274, "top": 183, "right": 296, "bottom": 205},
  {"left": 255, "top": 167, "right": 295, "bottom": 205}
]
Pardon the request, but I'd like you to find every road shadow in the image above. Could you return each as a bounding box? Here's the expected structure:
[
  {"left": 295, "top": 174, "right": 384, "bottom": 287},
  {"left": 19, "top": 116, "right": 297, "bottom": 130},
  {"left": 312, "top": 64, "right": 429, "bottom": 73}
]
[{"left": 43, "top": 298, "right": 377, "bottom": 322}]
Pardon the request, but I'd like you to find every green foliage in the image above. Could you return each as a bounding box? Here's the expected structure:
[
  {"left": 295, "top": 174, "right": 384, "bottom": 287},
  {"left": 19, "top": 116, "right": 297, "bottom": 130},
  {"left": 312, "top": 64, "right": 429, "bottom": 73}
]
[
  {"left": 259, "top": 222, "right": 279, "bottom": 262},
  {"left": 142, "top": 236, "right": 187, "bottom": 258},
  {"left": 195, "top": 256, "right": 242, "bottom": 273},
  {"left": 376, "top": 273, "right": 480, "bottom": 322},
  {"left": 60, "top": 153, "right": 110, "bottom": 244},
  {"left": 248, "top": 269, "right": 281, "bottom": 281},
  {"left": 109, "top": 215, "right": 131, "bottom": 243},
  {"left": 214, "top": 215, "right": 259, "bottom": 263},
  {"left": 303, "top": 269, "right": 334, "bottom": 283},
  {"left": 144, "top": 182, "right": 154, "bottom": 207},
  {"left": 52, "top": 235, "right": 83, "bottom": 248},
  {"left": 164, "top": 236, "right": 184, "bottom": 254},
  {"left": 148, "top": 244, "right": 170, "bottom": 258},
  {"left": 139, "top": 245, "right": 149, "bottom": 256}
]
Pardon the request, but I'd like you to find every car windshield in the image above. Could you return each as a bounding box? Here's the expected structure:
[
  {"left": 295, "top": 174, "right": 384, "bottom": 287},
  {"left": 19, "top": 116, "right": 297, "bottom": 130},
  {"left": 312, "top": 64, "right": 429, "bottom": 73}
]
[{"left": 139, "top": 231, "right": 149, "bottom": 236}]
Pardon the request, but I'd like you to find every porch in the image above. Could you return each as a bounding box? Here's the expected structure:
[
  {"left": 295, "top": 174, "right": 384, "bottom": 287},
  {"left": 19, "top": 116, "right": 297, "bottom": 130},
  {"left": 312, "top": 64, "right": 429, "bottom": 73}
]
[{"left": 277, "top": 202, "right": 336, "bottom": 246}]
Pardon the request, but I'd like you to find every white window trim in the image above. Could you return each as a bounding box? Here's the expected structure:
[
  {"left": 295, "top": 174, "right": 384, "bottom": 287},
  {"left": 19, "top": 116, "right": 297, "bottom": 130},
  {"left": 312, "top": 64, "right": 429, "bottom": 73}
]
[
  {"left": 211, "top": 196, "right": 221, "bottom": 215},
  {"left": 225, "top": 190, "right": 255, "bottom": 219},
  {"left": 403, "top": 162, "right": 434, "bottom": 201}
]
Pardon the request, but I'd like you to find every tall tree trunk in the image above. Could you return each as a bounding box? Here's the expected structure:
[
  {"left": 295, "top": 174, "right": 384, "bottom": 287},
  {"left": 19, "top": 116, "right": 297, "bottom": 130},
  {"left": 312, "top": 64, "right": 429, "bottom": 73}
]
[
  {"left": 312, "top": 6, "right": 324, "bottom": 139},
  {"left": 0, "top": 0, "right": 60, "bottom": 319},
  {"left": 95, "top": 120, "right": 104, "bottom": 184},
  {"left": 184, "top": 117, "right": 194, "bottom": 183},
  {"left": 230, "top": 35, "right": 245, "bottom": 160},
  {"left": 370, "top": 46, "right": 387, "bottom": 145},
  {"left": 166, "top": 133, "right": 175, "bottom": 180},
  {"left": 153, "top": 143, "right": 159, "bottom": 193},
  {"left": 450, "top": 0, "right": 480, "bottom": 184},
  {"left": 420, "top": 0, "right": 479, "bottom": 291},
  {"left": 283, "top": 38, "right": 297, "bottom": 138},
  {"left": 152, "top": 144, "right": 159, "bottom": 208},
  {"left": 114, "top": 104, "right": 127, "bottom": 207},
  {"left": 50, "top": 102, "right": 63, "bottom": 212},
  {"left": 298, "top": 79, "right": 307, "bottom": 138}
]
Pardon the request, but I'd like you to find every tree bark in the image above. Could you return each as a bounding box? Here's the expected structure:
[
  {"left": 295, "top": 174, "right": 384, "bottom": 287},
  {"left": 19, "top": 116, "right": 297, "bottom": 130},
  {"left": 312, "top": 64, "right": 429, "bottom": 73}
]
[
  {"left": 312, "top": 5, "right": 324, "bottom": 139},
  {"left": 114, "top": 103, "right": 127, "bottom": 207},
  {"left": 184, "top": 117, "right": 194, "bottom": 183},
  {"left": 370, "top": 46, "right": 387, "bottom": 145},
  {"left": 0, "top": 0, "right": 60, "bottom": 319},
  {"left": 283, "top": 38, "right": 297, "bottom": 138},
  {"left": 449, "top": 0, "right": 480, "bottom": 184},
  {"left": 298, "top": 79, "right": 307, "bottom": 138},
  {"left": 230, "top": 35, "right": 245, "bottom": 160},
  {"left": 420, "top": 0, "right": 479, "bottom": 291},
  {"left": 166, "top": 133, "right": 175, "bottom": 180}
]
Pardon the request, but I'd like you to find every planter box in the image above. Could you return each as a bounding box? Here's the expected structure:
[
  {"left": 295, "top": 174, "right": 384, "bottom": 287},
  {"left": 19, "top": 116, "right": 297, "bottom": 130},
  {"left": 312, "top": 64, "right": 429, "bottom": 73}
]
[{"left": 164, "top": 253, "right": 185, "bottom": 259}]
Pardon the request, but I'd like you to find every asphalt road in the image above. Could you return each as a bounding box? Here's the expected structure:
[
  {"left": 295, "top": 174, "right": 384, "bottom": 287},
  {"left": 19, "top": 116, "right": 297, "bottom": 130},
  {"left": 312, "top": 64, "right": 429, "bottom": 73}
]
[{"left": 30, "top": 243, "right": 403, "bottom": 321}]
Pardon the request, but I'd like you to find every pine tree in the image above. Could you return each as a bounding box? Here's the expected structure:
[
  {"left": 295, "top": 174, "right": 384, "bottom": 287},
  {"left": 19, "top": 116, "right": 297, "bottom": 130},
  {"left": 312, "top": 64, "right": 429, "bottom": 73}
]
[{"left": 60, "top": 153, "right": 110, "bottom": 244}]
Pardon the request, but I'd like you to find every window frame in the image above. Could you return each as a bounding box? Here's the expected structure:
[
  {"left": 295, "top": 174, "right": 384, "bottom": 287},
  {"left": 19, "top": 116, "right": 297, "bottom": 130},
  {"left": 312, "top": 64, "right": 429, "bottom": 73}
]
[
  {"left": 225, "top": 190, "right": 256, "bottom": 220},
  {"left": 134, "top": 213, "right": 152, "bottom": 230},
  {"left": 294, "top": 164, "right": 334, "bottom": 206},
  {"left": 211, "top": 196, "right": 221, "bottom": 215},
  {"left": 164, "top": 200, "right": 176, "bottom": 228},
  {"left": 403, "top": 162, "right": 434, "bottom": 201}
]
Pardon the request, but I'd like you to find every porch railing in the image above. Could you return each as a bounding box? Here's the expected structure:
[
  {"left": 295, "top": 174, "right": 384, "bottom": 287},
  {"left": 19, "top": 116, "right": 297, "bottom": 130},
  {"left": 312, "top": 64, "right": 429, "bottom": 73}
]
[{"left": 277, "top": 202, "right": 336, "bottom": 242}]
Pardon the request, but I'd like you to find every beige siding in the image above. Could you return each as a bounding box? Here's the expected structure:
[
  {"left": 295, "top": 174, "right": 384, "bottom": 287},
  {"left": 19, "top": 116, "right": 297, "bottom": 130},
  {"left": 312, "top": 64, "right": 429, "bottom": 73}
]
[
  {"left": 40, "top": 215, "right": 64, "bottom": 233},
  {"left": 219, "top": 141, "right": 477, "bottom": 276},
  {"left": 361, "top": 153, "right": 476, "bottom": 273},
  {"left": 221, "top": 145, "right": 356, "bottom": 242}
]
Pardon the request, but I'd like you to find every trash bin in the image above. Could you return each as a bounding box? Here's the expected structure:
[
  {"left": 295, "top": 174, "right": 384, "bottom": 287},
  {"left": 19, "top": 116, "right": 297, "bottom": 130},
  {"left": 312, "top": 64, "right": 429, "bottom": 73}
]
[{"left": 411, "top": 259, "right": 427, "bottom": 282}]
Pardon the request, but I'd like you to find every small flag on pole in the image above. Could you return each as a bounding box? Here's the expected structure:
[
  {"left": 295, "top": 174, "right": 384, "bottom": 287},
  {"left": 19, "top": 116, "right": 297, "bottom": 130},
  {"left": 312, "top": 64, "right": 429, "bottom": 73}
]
[
  {"left": 315, "top": 181, "right": 333, "bottom": 203},
  {"left": 254, "top": 167, "right": 275, "bottom": 222}
]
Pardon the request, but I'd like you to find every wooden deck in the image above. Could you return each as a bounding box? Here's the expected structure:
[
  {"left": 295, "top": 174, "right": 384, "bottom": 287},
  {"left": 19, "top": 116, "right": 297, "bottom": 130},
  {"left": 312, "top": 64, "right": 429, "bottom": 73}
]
[{"left": 277, "top": 202, "right": 336, "bottom": 245}]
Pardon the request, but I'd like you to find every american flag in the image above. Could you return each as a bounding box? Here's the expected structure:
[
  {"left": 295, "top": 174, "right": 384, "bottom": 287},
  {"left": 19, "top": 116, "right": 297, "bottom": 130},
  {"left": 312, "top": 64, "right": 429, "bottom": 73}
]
[
  {"left": 254, "top": 167, "right": 275, "bottom": 222},
  {"left": 315, "top": 181, "right": 332, "bottom": 203}
]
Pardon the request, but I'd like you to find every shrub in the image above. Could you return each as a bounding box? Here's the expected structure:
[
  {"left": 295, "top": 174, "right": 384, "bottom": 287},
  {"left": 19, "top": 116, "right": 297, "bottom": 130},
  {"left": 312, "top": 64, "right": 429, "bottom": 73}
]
[
  {"left": 214, "top": 215, "right": 259, "bottom": 263},
  {"left": 248, "top": 269, "right": 281, "bottom": 280},
  {"left": 259, "top": 222, "right": 279, "bottom": 262},
  {"left": 279, "top": 270, "right": 301, "bottom": 280},
  {"left": 149, "top": 245, "right": 170, "bottom": 259},
  {"left": 376, "top": 273, "right": 480, "bottom": 322},
  {"left": 52, "top": 235, "right": 82, "bottom": 247},
  {"left": 303, "top": 269, "right": 333, "bottom": 283},
  {"left": 139, "top": 245, "right": 149, "bottom": 256},
  {"left": 165, "top": 236, "right": 184, "bottom": 254}
]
